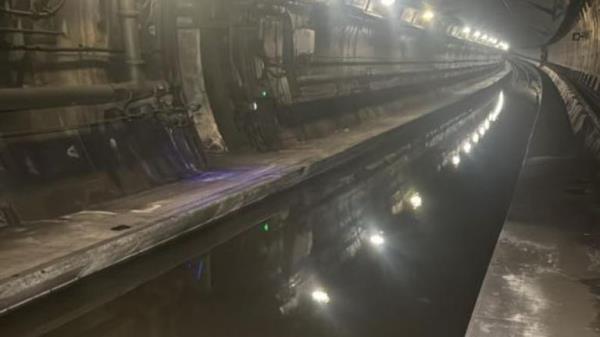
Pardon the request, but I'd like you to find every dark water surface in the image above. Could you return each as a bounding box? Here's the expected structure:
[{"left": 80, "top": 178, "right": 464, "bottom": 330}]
[{"left": 1, "top": 87, "right": 538, "bottom": 337}]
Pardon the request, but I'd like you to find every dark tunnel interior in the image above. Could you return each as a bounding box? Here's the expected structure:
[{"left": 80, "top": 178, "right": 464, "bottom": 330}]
[{"left": 1, "top": 0, "right": 600, "bottom": 336}]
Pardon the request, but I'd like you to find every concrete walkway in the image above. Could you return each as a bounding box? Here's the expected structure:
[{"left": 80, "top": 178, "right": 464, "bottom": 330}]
[{"left": 466, "top": 70, "right": 600, "bottom": 336}]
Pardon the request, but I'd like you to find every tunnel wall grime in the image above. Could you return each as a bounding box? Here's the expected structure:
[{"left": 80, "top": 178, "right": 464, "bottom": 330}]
[
  {"left": 0, "top": 0, "right": 209, "bottom": 222},
  {"left": 546, "top": 0, "right": 598, "bottom": 77},
  {"left": 0, "top": 0, "right": 507, "bottom": 223},
  {"left": 197, "top": 0, "right": 505, "bottom": 151},
  {"left": 542, "top": 66, "right": 600, "bottom": 161},
  {"left": 542, "top": 0, "right": 600, "bottom": 161}
]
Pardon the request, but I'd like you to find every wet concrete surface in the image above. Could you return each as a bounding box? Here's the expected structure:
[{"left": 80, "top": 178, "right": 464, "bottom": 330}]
[
  {"left": 0, "top": 85, "right": 537, "bottom": 337},
  {"left": 466, "top": 72, "right": 600, "bottom": 336}
]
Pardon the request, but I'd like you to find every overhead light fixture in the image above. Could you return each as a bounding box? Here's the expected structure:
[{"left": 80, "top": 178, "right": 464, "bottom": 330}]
[
  {"left": 381, "top": 0, "right": 396, "bottom": 6},
  {"left": 463, "top": 142, "right": 472, "bottom": 154},
  {"left": 422, "top": 10, "right": 435, "bottom": 22},
  {"left": 369, "top": 233, "right": 385, "bottom": 246},
  {"left": 491, "top": 91, "right": 505, "bottom": 121},
  {"left": 311, "top": 290, "right": 331, "bottom": 304},
  {"left": 472, "top": 133, "right": 480, "bottom": 144},
  {"left": 462, "top": 26, "right": 472, "bottom": 34},
  {"left": 409, "top": 193, "right": 423, "bottom": 210},
  {"left": 496, "top": 41, "right": 510, "bottom": 50},
  {"left": 452, "top": 154, "right": 461, "bottom": 167},
  {"left": 495, "top": 91, "right": 505, "bottom": 114},
  {"left": 473, "top": 31, "right": 481, "bottom": 38},
  {"left": 479, "top": 126, "right": 486, "bottom": 136}
]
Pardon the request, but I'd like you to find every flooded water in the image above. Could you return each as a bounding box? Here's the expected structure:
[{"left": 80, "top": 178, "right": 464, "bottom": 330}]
[{"left": 0, "top": 87, "right": 538, "bottom": 337}]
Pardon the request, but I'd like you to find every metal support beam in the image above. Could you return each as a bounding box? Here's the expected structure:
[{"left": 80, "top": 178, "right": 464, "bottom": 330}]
[
  {"left": 0, "top": 27, "right": 64, "bottom": 36},
  {"left": 0, "top": 81, "right": 167, "bottom": 112}
]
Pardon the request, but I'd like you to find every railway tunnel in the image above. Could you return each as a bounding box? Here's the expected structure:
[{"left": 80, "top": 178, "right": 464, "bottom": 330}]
[{"left": 0, "top": 0, "right": 600, "bottom": 336}]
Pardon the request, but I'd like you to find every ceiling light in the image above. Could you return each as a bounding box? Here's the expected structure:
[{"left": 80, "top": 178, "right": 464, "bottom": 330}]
[
  {"left": 494, "top": 91, "right": 505, "bottom": 117},
  {"left": 463, "top": 142, "right": 472, "bottom": 154},
  {"left": 452, "top": 155, "right": 461, "bottom": 167},
  {"left": 409, "top": 193, "right": 423, "bottom": 209},
  {"left": 369, "top": 234, "right": 385, "bottom": 246},
  {"left": 422, "top": 10, "right": 435, "bottom": 21},
  {"left": 479, "top": 126, "right": 486, "bottom": 136},
  {"left": 311, "top": 290, "right": 331, "bottom": 304}
]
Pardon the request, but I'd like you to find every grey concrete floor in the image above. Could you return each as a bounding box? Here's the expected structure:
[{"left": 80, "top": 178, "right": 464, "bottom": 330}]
[{"left": 467, "top": 71, "right": 600, "bottom": 336}]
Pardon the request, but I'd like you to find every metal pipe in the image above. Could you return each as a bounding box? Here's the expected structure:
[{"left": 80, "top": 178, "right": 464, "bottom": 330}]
[
  {"left": 0, "top": 45, "right": 122, "bottom": 53},
  {"left": 0, "top": 27, "right": 64, "bottom": 36},
  {"left": 118, "top": 0, "right": 144, "bottom": 81},
  {"left": 0, "top": 81, "right": 167, "bottom": 112}
]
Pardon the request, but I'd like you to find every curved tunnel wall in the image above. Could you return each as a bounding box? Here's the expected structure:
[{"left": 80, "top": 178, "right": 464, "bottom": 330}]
[
  {"left": 546, "top": 0, "right": 598, "bottom": 77},
  {"left": 0, "top": 0, "right": 208, "bottom": 221},
  {"left": 0, "top": 0, "right": 506, "bottom": 222},
  {"left": 542, "top": 0, "right": 600, "bottom": 161},
  {"left": 199, "top": 0, "right": 504, "bottom": 150}
]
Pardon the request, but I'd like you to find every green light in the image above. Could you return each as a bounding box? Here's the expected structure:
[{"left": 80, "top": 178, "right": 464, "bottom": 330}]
[
  {"left": 260, "top": 90, "right": 268, "bottom": 98},
  {"left": 261, "top": 223, "right": 270, "bottom": 232}
]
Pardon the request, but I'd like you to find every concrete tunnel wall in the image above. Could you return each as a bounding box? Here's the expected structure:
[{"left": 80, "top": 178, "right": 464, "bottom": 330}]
[
  {"left": 543, "top": 0, "right": 600, "bottom": 161},
  {"left": 547, "top": 0, "right": 599, "bottom": 79},
  {"left": 0, "top": 0, "right": 507, "bottom": 223}
]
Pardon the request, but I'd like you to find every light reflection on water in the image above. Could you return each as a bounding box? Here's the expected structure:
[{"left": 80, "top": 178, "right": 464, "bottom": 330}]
[{"left": 4, "top": 89, "right": 530, "bottom": 337}]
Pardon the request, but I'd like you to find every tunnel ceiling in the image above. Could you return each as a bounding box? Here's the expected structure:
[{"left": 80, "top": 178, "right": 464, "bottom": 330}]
[{"left": 427, "top": 0, "right": 573, "bottom": 47}]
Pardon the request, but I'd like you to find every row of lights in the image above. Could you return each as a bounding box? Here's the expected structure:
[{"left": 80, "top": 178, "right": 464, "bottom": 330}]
[
  {"left": 310, "top": 92, "right": 505, "bottom": 306},
  {"left": 460, "top": 26, "right": 510, "bottom": 51},
  {"left": 311, "top": 184, "right": 427, "bottom": 304},
  {"left": 447, "top": 91, "right": 505, "bottom": 168},
  {"left": 368, "top": 191, "right": 421, "bottom": 245},
  {"left": 379, "top": 0, "right": 507, "bottom": 50},
  {"left": 310, "top": 189, "right": 423, "bottom": 305},
  {"left": 368, "top": 92, "right": 504, "bottom": 253},
  {"left": 366, "top": 92, "right": 506, "bottom": 261},
  {"left": 380, "top": 0, "right": 435, "bottom": 22}
]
